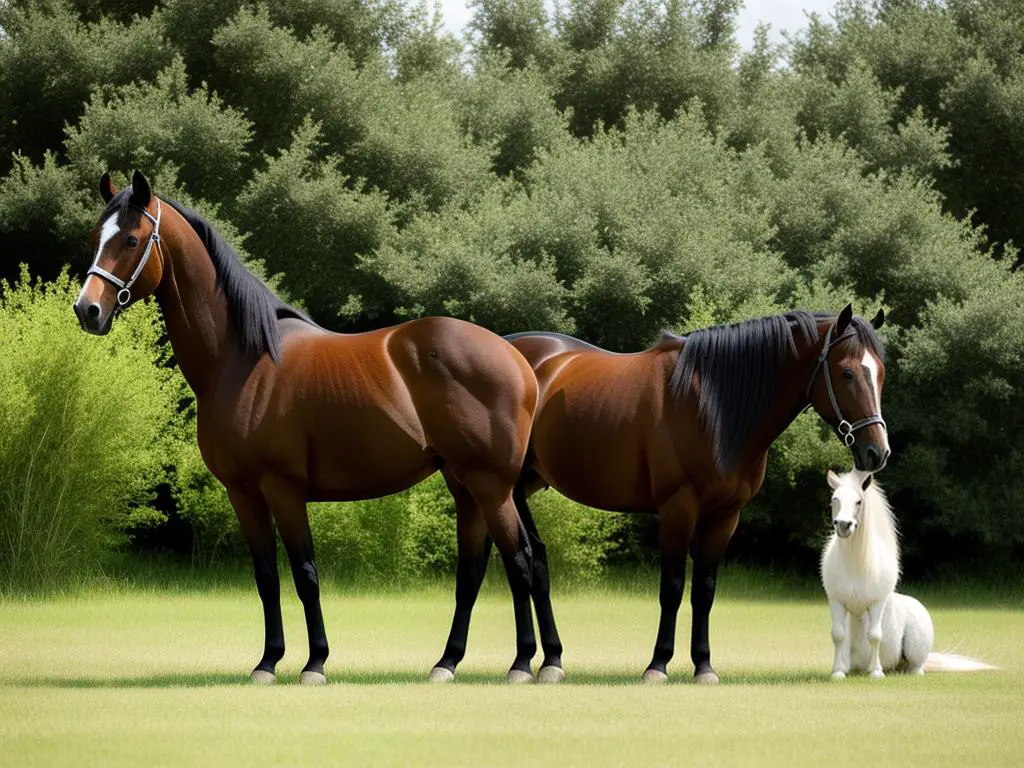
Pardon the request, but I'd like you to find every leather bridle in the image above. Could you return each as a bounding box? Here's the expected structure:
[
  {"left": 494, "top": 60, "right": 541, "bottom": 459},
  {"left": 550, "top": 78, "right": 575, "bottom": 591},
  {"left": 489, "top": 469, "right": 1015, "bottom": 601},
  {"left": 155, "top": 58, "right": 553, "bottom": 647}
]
[{"left": 87, "top": 198, "right": 162, "bottom": 309}]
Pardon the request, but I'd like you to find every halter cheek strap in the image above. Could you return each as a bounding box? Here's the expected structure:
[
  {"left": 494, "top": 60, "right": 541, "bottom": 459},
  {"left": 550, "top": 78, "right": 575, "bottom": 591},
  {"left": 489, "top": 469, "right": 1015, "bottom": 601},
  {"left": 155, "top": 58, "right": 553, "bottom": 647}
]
[
  {"left": 805, "top": 321, "right": 887, "bottom": 447},
  {"left": 87, "top": 198, "right": 162, "bottom": 308}
]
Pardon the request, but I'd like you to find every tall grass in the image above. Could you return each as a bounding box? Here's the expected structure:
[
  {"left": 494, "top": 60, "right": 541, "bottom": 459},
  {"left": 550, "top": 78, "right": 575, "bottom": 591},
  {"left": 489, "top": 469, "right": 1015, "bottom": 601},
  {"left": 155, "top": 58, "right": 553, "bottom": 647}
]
[{"left": 0, "top": 268, "right": 180, "bottom": 594}]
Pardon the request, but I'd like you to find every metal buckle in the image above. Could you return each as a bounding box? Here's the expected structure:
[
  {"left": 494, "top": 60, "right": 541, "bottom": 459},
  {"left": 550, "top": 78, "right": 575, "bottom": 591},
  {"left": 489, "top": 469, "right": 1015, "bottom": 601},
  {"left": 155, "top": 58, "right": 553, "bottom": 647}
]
[
  {"left": 838, "top": 420, "right": 855, "bottom": 447},
  {"left": 117, "top": 287, "right": 131, "bottom": 306}
]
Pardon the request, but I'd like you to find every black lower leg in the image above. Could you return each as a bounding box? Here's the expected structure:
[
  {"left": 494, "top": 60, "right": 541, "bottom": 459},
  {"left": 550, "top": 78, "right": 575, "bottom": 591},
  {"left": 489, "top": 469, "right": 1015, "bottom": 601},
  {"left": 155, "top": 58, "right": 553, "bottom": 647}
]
[
  {"left": 289, "top": 556, "right": 329, "bottom": 675},
  {"left": 647, "top": 556, "right": 686, "bottom": 675},
  {"left": 436, "top": 537, "right": 493, "bottom": 672},
  {"left": 690, "top": 560, "right": 718, "bottom": 677},
  {"left": 253, "top": 552, "right": 284, "bottom": 675},
  {"left": 514, "top": 484, "right": 562, "bottom": 670},
  {"left": 503, "top": 524, "right": 537, "bottom": 674}
]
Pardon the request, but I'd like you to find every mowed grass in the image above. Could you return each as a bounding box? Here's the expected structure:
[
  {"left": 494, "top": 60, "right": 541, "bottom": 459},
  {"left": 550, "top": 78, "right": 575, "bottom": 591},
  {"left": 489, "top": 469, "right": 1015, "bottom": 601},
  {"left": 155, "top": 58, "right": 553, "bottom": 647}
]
[{"left": 0, "top": 579, "right": 1021, "bottom": 767}]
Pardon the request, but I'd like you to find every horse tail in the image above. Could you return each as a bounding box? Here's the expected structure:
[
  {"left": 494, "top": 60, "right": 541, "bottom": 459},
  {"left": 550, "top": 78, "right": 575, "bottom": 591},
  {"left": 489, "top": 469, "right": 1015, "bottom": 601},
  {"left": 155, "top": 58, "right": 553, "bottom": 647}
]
[{"left": 923, "top": 653, "right": 998, "bottom": 673}]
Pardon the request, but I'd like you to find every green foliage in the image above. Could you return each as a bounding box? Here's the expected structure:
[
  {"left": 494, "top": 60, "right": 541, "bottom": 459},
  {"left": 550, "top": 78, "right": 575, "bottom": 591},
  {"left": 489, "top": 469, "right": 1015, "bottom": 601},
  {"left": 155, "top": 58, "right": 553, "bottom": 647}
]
[
  {"left": 888, "top": 274, "right": 1024, "bottom": 559},
  {"left": 528, "top": 490, "right": 629, "bottom": 583},
  {"left": 0, "top": 154, "right": 97, "bottom": 281},
  {"left": 0, "top": 1, "right": 174, "bottom": 174},
  {"left": 64, "top": 58, "right": 253, "bottom": 203},
  {"left": 1, "top": 0, "right": 1023, "bottom": 577},
  {"left": 0, "top": 268, "right": 179, "bottom": 593},
  {"left": 235, "top": 121, "right": 395, "bottom": 326},
  {"left": 456, "top": 57, "right": 570, "bottom": 178}
]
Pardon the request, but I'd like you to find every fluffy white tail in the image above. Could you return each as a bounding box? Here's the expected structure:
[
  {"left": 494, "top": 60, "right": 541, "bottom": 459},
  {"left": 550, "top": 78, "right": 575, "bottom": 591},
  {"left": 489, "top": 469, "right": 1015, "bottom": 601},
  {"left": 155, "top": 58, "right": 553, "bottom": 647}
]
[{"left": 923, "top": 653, "right": 998, "bottom": 673}]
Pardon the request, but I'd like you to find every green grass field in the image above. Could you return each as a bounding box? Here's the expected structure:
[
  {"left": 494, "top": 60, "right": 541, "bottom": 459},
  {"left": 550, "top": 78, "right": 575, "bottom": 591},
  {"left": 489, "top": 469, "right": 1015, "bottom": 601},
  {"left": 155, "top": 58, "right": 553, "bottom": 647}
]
[{"left": 1, "top": 577, "right": 1021, "bottom": 767}]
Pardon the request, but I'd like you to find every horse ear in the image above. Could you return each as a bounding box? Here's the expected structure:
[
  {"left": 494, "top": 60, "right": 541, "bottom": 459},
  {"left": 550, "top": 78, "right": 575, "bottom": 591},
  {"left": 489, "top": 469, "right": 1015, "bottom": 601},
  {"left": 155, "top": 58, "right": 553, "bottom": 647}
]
[
  {"left": 99, "top": 173, "right": 116, "bottom": 203},
  {"left": 131, "top": 170, "right": 152, "bottom": 208},
  {"left": 861, "top": 473, "right": 873, "bottom": 491},
  {"left": 870, "top": 308, "right": 885, "bottom": 330},
  {"left": 835, "top": 303, "right": 854, "bottom": 336},
  {"left": 827, "top": 470, "right": 841, "bottom": 490}
]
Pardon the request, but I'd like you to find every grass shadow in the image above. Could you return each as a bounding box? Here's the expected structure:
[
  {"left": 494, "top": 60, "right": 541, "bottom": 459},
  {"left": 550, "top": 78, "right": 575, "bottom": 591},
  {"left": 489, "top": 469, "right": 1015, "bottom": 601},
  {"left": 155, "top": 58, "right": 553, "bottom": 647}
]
[{"left": 0, "top": 668, "right": 835, "bottom": 689}]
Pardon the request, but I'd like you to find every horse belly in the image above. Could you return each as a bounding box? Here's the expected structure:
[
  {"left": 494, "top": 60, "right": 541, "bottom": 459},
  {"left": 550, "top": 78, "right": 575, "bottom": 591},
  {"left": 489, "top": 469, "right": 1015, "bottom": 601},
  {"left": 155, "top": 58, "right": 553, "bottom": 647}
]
[
  {"left": 531, "top": 410, "right": 651, "bottom": 512},
  {"left": 304, "top": 408, "right": 433, "bottom": 501}
]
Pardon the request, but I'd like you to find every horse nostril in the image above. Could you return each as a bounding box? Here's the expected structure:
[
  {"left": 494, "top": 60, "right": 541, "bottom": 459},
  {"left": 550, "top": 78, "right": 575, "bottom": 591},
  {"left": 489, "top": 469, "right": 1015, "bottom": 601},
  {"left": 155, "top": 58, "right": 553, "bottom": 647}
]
[
  {"left": 865, "top": 445, "right": 880, "bottom": 469},
  {"left": 87, "top": 303, "right": 101, "bottom": 319}
]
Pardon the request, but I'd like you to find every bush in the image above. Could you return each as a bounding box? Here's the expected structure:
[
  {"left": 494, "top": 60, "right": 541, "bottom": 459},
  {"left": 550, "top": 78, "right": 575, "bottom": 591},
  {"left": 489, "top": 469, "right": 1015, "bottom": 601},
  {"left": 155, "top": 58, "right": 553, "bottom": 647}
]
[
  {"left": 0, "top": 2, "right": 174, "bottom": 174},
  {"left": 528, "top": 490, "right": 629, "bottom": 584},
  {"left": 64, "top": 58, "right": 253, "bottom": 204},
  {"left": 0, "top": 154, "right": 98, "bottom": 282},
  {"left": 235, "top": 121, "right": 396, "bottom": 328},
  {"left": 0, "top": 268, "right": 180, "bottom": 593}
]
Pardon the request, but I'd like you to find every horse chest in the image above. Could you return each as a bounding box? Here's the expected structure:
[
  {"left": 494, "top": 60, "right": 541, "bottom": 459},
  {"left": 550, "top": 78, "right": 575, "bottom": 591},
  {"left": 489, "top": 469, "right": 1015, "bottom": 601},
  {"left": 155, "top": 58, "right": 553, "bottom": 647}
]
[{"left": 823, "top": 540, "right": 899, "bottom": 615}]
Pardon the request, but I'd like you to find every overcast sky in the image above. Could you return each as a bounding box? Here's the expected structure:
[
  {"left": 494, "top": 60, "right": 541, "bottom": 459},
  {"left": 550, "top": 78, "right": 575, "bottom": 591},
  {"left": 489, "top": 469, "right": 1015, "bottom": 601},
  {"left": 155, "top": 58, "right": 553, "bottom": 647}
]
[{"left": 437, "top": 0, "right": 841, "bottom": 49}]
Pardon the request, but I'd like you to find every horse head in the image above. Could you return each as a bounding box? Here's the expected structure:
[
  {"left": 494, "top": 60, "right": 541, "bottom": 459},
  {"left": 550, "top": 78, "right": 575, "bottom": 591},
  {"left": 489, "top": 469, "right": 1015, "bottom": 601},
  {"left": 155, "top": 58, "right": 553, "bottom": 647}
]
[
  {"left": 807, "top": 304, "right": 890, "bottom": 473},
  {"left": 74, "top": 171, "right": 165, "bottom": 334},
  {"left": 827, "top": 469, "right": 873, "bottom": 538}
]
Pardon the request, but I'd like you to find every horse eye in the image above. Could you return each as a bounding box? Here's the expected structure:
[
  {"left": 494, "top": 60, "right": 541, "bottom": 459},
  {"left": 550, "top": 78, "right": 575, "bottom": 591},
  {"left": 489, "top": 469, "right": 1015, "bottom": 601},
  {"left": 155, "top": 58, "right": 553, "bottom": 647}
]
[
  {"left": 842, "top": 368, "right": 854, "bottom": 380},
  {"left": 126, "top": 235, "right": 139, "bottom": 248}
]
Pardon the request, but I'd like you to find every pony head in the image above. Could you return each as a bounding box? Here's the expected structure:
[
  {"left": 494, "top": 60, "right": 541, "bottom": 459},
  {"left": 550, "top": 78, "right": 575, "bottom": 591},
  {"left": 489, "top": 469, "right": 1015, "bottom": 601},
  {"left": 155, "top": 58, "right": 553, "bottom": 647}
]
[
  {"left": 827, "top": 469, "right": 873, "bottom": 538},
  {"left": 74, "top": 171, "right": 166, "bottom": 334},
  {"left": 807, "top": 305, "right": 890, "bottom": 473}
]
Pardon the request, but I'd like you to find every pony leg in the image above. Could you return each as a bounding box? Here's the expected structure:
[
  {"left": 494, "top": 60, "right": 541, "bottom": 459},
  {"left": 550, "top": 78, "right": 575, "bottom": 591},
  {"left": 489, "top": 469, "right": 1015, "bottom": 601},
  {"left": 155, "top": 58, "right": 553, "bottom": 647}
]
[
  {"left": 645, "top": 489, "right": 698, "bottom": 683},
  {"left": 866, "top": 601, "right": 885, "bottom": 679},
  {"left": 689, "top": 512, "right": 739, "bottom": 684},
  {"left": 513, "top": 479, "right": 564, "bottom": 683},
  {"left": 829, "top": 599, "right": 849, "bottom": 680},
  {"left": 228, "top": 488, "right": 285, "bottom": 684},
  {"left": 461, "top": 469, "right": 537, "bottom": 683},
  {"left": 263, "top": 480, "right": 329, "bottom": 685},
  {"left": 431, "top": 478, "right": 493, "bottom": 682}
]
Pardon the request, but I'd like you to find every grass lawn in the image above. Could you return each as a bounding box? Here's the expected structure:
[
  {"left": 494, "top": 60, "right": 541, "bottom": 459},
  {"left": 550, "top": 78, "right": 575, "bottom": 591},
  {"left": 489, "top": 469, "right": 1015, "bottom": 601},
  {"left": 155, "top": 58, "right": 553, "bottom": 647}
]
[{"left": 0, "top": 576, "right": 1020, "bottom": 766}]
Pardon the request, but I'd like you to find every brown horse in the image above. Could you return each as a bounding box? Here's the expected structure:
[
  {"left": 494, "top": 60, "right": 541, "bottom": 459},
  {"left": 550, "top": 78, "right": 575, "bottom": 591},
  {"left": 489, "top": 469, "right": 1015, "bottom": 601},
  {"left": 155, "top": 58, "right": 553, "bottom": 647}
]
[
  {"left": 493, "top": 309, "right": 889, "bottom": 683},
  {"left": 72, "top": 171, "right": 541, "bottom": 684}
]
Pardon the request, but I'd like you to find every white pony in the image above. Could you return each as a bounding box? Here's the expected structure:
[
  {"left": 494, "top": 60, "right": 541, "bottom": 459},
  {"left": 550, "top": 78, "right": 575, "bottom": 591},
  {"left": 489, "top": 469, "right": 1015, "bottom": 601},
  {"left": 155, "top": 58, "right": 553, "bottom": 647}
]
[{"left": 821, "top": 469, "right": 996, "bottom": 678}]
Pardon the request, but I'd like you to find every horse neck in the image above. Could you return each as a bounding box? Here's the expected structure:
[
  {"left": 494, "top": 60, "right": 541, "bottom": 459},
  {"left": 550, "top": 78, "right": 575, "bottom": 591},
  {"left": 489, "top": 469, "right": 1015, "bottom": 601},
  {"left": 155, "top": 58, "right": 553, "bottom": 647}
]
[{"left": 154, "top": 203, "right": 233, "bottom": 398}]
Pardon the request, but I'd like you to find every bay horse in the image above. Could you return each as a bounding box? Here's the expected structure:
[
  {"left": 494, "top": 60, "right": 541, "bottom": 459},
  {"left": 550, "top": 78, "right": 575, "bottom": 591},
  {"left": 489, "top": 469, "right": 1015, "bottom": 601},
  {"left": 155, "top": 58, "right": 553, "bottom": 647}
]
[
  {"left": 72, "top": 171, "right": 541, "bottom": 684},
  {"left": 478, "top": 308, "right": 890, "bottom": 684}
]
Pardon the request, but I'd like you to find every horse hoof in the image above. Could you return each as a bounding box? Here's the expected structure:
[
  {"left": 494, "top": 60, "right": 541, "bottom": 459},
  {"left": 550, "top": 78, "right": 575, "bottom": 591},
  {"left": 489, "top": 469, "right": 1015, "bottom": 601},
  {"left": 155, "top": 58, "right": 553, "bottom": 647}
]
[
  {"left": 507, "top": 669, "right": 535, "bottom": 685},
  {"left": 831, "top": 671, "right": 846, "bottom": 681},
  {"left": 869, "top": 670, "right": 885, "bottom": 680},
  {"left": 300, "top": 670, "right": 327, "bottom": 686},
  {"left": 538, "top": 666, "right": 565, "bottom": 684},
  {"left": 250, "top": 669, "right": 276, "bottom": 685},
  {"left": 643, "top": 669, "right": 668, "bottom": 685},
  {"left": 694, "top": 671, "right": 719, "bottom": 685},
  {"left": 428, "top": 666, "right": 455, "bottom": 684}
]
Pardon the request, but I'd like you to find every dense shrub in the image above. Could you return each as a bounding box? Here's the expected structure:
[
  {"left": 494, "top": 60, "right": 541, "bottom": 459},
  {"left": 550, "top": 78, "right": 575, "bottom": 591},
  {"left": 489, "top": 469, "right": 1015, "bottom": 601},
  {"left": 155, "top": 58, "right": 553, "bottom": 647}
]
[
  {"left": 64, "top": 58, "right": 253, "bottom": 204},
  {"left": 0, "top": 269, "right": 179, "bottom": 593},
  {"left": 1, "top": 0, "right": 1022, "bottom": 579}
]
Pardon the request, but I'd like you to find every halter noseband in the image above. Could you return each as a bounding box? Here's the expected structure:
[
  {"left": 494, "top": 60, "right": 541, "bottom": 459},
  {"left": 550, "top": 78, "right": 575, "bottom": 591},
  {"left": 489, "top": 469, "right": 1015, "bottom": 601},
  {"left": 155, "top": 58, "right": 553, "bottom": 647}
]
[
  {"left": 804, "top": 320, "right": 887, "bottom": 447},
  {"left": 87, "top": 198, "right": 162, "bottom": 309}
]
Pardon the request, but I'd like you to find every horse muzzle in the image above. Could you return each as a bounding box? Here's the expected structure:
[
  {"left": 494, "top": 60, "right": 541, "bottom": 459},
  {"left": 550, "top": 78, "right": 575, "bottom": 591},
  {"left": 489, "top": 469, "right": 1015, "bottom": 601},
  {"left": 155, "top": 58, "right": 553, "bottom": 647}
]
[
  {"left": 73, "top": 296, "right": 113, "bottom": 335},
  {"left": 852, "top": 441, "right": 889, "bottom": 473},
  {"left": 834, "top": 520, "right": 856, "bottom": 538}
]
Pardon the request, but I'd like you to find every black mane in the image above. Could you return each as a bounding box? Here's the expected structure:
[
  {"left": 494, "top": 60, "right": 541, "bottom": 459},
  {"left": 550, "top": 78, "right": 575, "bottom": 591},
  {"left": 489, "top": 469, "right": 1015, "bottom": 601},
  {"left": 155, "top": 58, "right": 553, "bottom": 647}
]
[
  {"left": 666, "top": 310, "right": 884, "bottom": 472},
  {"left": 101, "top": 189, "right": 313, "bottom": 361}
]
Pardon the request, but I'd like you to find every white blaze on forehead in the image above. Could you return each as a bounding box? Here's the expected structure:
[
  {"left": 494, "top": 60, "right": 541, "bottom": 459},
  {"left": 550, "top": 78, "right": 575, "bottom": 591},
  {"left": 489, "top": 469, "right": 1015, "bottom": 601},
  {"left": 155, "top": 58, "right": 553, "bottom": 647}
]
[
  {"left": 861, "top": 350, "right": 890, "bottom": 453},
  {"left": 94, "top": 214, "right": 120, "bottom": 263},
  {"left": 77, "top": 214, "right": 121, "bottom": 301},
  {"left": 861, "top": 350, "right": 881, "bottom": 409}
]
